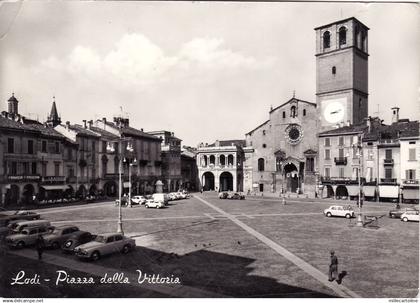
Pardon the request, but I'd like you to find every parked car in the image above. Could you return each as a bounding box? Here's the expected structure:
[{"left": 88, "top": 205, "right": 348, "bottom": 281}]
[
  {"left": 145, "top": 195, "right": 154, "bottom": 203},
  {"left": 323, "top": 205, "right": 355, "bottom": 218},
  {"left": 401, "top": 210, "right": 419, "bottom": 222},
  {"left": 219, "top": 192, "right": 229, "bottom": 199},
  {"left": 389, "top": 207, "right": 418, "bottom": 219},
  {"left": 168, "top": 193, "right": 178, "bottom": 201},
  {"left": 62, "top": 231, "right": 94, "bottom": 254},
  {"left": 0, "top": 210, "right": 40, "bottom": 226},
  {"left": 131, "top": 196, "right": 147, "bottom": 205},
  {"left": 10, "top": 220, "right": 52, "bottom": 234},
  {"left": 74, "top": 233, "right": 135, "bottom": 261},
  {"left": 152, "top": 193, "right": 169, "bottom": 205},
  {"left": 43, "top": 225, "right": 80, "bottom": 249},
  {"left": 145, "top": 200, "right": 164, "bottom": 209},
  {"left": 5, "top": 226, "right": 50, "bottom": 248},
  {"left": 230, "top": 192, "right": 245, "bottom": 200}
]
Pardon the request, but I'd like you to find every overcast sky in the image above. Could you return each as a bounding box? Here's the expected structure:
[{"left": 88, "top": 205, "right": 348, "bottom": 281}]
[{"left": 0, "top": 1, "right": 418, "bottom": 146}]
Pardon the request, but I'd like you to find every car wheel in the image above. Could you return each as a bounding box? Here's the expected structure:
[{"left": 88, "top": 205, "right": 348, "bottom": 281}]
[
  {"left": 91, "top": 251, "right": 100, "bottom": 261},
  {"left": 345, "top": 214, "right": 351, "bottom": 219},
  {"left": 391, "top": 214, "right": 395, "bottom": 218},
  {"left": 402, "top": 217, "right": 408, "bottom": 222},
  {"left": 52, "top": 242, "right": 60, "bottom": 249},
  {"left": 17, "top": 241, "right": 25, "bottom": 248},
  {"left": 326, "top": 212, "right": 332, "bottom": 217},
  {"left": 145, "top": 205, "right": 149, "bottom": 208},
  {"left": 122, "top": 244, "right": 130, "bottom": 254}
]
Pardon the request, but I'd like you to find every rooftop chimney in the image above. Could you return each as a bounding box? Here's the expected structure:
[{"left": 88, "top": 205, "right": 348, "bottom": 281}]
[
  {"left": 365, "top": 116, "right": 371, "bottom": 133},
  {"left": 82, "top": 120, "right": 87, "bottom": 128},
  {"left": 215, "top": 140, "right": 220, "bottom": 147},
  {"left": 88, "top": 120, "right": 93, "bottom": 129},
  {"left": 141, "top": 128, "right": 144, "bottom": 132},
  {"left": 340, "top": 121, "right": 344, "bottom": 128},
  {"left": 65, "top": 121, "right": 70, "bottom": 130},
  {"left": 346, "top": 120, "right": 351, "bottom": 127},
  {"left": 391, "top": 107, "right": 400, "bottom": 124}
]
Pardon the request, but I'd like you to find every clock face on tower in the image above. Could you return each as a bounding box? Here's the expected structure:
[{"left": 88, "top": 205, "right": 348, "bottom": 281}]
[{"left": 322, "top": 98, "right": 347, "bottom": 125}]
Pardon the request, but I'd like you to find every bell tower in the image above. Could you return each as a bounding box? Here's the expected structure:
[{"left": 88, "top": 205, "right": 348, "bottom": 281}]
[
  {"left": 7, "top": 93, "right": 19, "bottom": 115},
  {"left": 315, "top": 17, "right": 369, "bottom": 131}
]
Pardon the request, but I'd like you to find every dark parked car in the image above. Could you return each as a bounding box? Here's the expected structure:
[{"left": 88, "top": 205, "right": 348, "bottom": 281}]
[
  {"left": 389, "top": 207, "right": 418, "bottom": 219},
  {"left": 61, "top": 231, "right": 94, "bottom": 254},
  {"left": 0, "top": 210, "right": 41, "bottom": 227}
]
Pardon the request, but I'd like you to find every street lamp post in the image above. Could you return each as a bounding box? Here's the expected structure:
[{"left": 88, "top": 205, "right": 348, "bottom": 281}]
[
  {"left": 106, "top": 137, "right": 134, "bottom": 235},
  {"left": 124, "top": 157, "right": 137, "bottom": 208},
  {"left": 348, "top": 138, "right": 364, "bottom": 227}
]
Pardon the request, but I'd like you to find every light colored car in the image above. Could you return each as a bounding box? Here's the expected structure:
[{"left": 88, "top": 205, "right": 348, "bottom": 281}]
[
  {"left": 145, "top": 200, "right": 164, "bottom": 209},
  {"left": 168, "top": 193, "right": 177, "bottom": 201},
  {"left": 323, "top": 205, "right": 355, "bottom": 219},
  {"left": 5, "top": 226, "right": 50, "bottom": 248},
  {"left": 131, "top": 195, "right": 147, "bottom": 205},
  {"left": 74, "top": 233, "right": 135, "bottom": 261},
  {"left": 401, "top": 210, "right": 419, "bottom": 222},
  {"left": 43, "top": 225, "right": 80, "bottom": 249},
  {"left": 10, "top": 220, "right": 52, "bottom": 234},
  {"left": 152, "top": 193, "right": 169, "bottom": 205}
]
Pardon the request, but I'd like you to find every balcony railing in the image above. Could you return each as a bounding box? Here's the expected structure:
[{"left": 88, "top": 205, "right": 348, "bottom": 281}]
[
  {"left": 380, "top": 178, "right": 397, "bottom": 184},
  {"left": 42, "top": 176, "right": 66, "bottom": 182},
  {"left": 334, "top": 157, "right": 347, "bottom": 165},
  {"left": 402, "top": 179, "right": 419, "bottom": 185},
  {"left": 383, "top": 159, "right": 394, "bottom": 166}
]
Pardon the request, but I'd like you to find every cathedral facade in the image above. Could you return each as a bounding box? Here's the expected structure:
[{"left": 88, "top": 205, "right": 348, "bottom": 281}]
[{"left": 245, "top": 98, "right": 318, "bottom": 197}]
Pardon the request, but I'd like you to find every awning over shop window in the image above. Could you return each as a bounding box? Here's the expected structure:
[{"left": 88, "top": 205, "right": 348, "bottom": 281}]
[
  {"left": 402, "top": 188, "right": 419, "bottom": 200},
  {"left": 41, "top": 185, "right": 69, "bottom": 191},
  {"left": 347, "top": 185, "right": 359, "bottom": 196},
  {"left": 379, "top": 185, "right": 399, "bottom": 198},
  {"left": 364, "top": 186, "right": 376, "bottom": 197}
]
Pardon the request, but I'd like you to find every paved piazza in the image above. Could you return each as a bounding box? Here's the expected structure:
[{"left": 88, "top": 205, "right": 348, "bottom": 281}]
[{"left": 1, "top": 193, "right": 418, "bottom": 298}]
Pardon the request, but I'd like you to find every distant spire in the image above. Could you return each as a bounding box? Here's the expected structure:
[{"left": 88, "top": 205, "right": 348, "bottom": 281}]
[
  {"left": 293, "top": 90, "right": 296, "bottom": 98},
  {"left": 46, "top": 96, "right": 61, "bottom": 127}
]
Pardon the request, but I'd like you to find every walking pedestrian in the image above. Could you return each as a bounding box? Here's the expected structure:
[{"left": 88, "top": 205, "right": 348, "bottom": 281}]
[
  {"left": 328, "top": 250, "right": 338, "bottom": 282},
  {"left": 36, "top": 235, "right": 46, "bottom": 260}
]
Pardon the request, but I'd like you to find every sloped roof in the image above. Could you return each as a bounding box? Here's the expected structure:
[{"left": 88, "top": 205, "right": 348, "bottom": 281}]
[
  {"left": 23, "top": 120, "right": 65, "bottom": 139},
  {"left": 0, "top": 115, "right": 38, "bottom": 132},
  {"left": 208, "top": 140, "right": 246, "bottom": 147},
  {"left": 103, "top": 121, "right": 161, "bottom": 141},
  {"left": 89, "top": 126, "right": 120, "bottom": 140},
  {"left": 318, "top": 123, "right": 368, "bottom": 137},
  {"left": 246, "top": 120, "right": 270, "bottom": 136},
  {"left": 364, "top": 120, "right": 419, "bottom": 141},
  {"left": 269, "top": 97, "right": 316, "bottom": 114},
  {"left": 68, "top": 124, "right": 101, "bottom": 138}
]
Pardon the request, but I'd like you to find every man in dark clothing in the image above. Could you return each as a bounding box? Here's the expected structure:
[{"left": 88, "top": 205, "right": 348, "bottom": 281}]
[
  {"left": 328, "top": 250, "right": 338, "bottom": 282},
  {"left": 36, "top": 235, "right": 46, "bottom": 260}
]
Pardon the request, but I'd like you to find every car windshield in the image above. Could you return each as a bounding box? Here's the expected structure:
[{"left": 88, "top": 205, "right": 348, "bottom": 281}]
[
  {"left": 50, "top": 229, "right": 63, "bottom": 235},
  {"left": 94, "top": 235, "right": 107, "bottom": 243}
]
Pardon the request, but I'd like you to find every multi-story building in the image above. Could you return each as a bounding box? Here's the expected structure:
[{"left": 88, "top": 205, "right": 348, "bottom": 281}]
[
  {"left": 197, "top": 140, "right": 245, "bottom": 192},
  {"left": 94, "top": 118, "right": 162, "bottom": 195},
  {"left": 318, "top": 110, "right": 419, "bottom": 203},
  {"left": 181, "top": 146, "right": 199, "bottom": 191},
  {"left": 148, "top": 130, "right": 182, "bottom": 192},
  {"left": 55, "top": 120, "right": 101, "bottom": 198}
]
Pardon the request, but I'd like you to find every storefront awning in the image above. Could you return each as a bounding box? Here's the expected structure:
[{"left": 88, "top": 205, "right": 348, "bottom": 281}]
[
  {"left": 402, "top": 188, "right": 419, "bottom": 200},
  {"left": 347, "top": 185, "right": 359, "bottom": 196},
  {"left": 364, "top": 186, "right": 376, "bottom": 197},
  {"left": 379, "top": 185, "right": 399, "bottom": 198},
  {"left": 41, "top": 185, "right": 70, "bottom": 191}
]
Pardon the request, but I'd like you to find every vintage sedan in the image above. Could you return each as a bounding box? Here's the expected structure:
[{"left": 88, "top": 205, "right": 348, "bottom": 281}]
[
  {"left": 43, "top": 225, "right": 80, "bottom": 249},
  {"left": 5, "top": 226, "right": 50, "bottom": 248},
  {"left": 323, "top": 205, "right": 355, "bottom": 219},
  {"left": 0, "top": 210, "right": 41, "bottom": 226},
  {"left": 74, "top": 233, "right": 135, "bottom": 261},
  {"left": 62, "top": 231, "right": 94, "bottom": 254},
  {"left": 401, "top": 210, "right": 419, "bottom": 222},
  {"left": 145, "top": 200, "right": 164, "bottom": 209},
  {"left": 131, "top": 196, "right": 147, "bottom": 205},
  {"left": 389, "top": 207, "right": 418, "bottom": 219}
]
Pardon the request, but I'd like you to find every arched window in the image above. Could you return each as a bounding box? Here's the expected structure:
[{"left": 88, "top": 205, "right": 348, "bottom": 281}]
[
  {"left": 332, "top": 66, "right": 336, "bottom": 75},
  {"left": 354, "top": 25, "right": 360, "bottom": 48},
  {"left": 202, "top": 155, "right": 208, "bottom": 167},
  {"left": 323, "top": 31, "right": 331, "bottom": 49},
  {"left": 303, "top": 109, "right": 306, "bottom": 116},
  {"left": 291, "top": 106, "right": 296, "bottom": 118},
  {"left": 282, "top": 111, "right": 286, "bottom": 119},
  {"left": 227, "top": 155, "right": 234, "bottom": 166},
  {"left": 219, "top": 155, "right": 226, "bottom": 166},
  {"left": 339, "top": 26, "right": 347, "bottom": 46},
  {"left": 258, "top": 158, "right": 265, "bottom": 172},
  {"left": 209, "top": 155, "right": 215, "bottom": 165}
]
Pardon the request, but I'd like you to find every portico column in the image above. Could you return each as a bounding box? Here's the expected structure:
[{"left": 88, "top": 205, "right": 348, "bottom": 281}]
[{"left": 233, "top": 173, "right": 237, "bottom": 192}]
